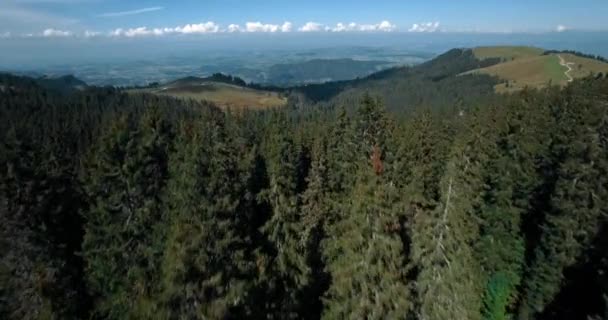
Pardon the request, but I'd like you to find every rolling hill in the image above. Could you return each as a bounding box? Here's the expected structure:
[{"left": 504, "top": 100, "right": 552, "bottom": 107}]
[
  {"left": 465, "top": 46, "right": 608, "bottom": 92},
  {"left": 131, "top": 75, "right": 287, "bottom": 110}
]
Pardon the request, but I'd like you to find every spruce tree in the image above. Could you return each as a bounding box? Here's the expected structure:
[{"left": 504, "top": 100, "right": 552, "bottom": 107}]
[
  {"left": 160, "top": 114, "right": 258, "bottom": 319},
  {"left": 322, "top": 165, "right": 411, "bottom": 319},
  {"left": 258, "top": 117, "right": 310, "bottom": 319},
  {"left": 412, "top": 112, "right": 491, "bottom": 320},
  {"left": 519, "top": 91, "right": 608, "bottom": 319},
  {"left": 0, "top": 128, "right": 88, "bottom": 319},
  {"left": 322, "top": 97, "right": 411, "bottom": 319},
  {"left": 82, "top": 109, "right": 171, "bottom": 319}
]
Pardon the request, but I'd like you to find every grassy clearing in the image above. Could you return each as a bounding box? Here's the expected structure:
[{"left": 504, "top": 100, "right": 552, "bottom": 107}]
[
  {"left": 132, "top": 82, "right": 287, "bottom": 110},
  {"left": 560, "top": 53, "right": 608, "bottom": 78},
  {"left": 466, "top": 48, "right": 608, "bottom": 93}
]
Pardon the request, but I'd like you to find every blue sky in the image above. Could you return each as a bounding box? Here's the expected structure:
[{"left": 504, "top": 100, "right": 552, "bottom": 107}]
[{"left": 0, "top": 0, "right": 607, "bottom": 38}]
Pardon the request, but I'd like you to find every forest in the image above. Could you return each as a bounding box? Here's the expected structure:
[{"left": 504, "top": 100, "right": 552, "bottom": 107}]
[{"left": 1, "top": 66, "right": 608, "bottom": 320}]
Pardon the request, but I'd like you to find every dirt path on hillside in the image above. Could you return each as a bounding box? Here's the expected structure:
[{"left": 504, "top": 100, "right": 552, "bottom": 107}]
[{"left": 558, "top": 54, "right": 575, "bottom": 82}]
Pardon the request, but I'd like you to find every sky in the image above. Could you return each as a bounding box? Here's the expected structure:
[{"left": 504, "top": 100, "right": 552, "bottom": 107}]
[{"left": 0, "top": 0, "right": 607, "bottom": 38}]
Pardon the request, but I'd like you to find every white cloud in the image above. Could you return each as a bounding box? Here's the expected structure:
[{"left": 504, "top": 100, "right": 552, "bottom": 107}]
[
  {"left": 408, "top": 21, "right": 441, "bottom": 33},
  {"left": 0, "top": 32, "right": 10, "bottom": 38},
  {"left": 296, "top": 21, "right": 397, "bottom": 33},
  {"left": 42, "top": 28, "right": 72, "bottom": 37},
  {"left": 331, "top": 22, "right": 354, "bottom": 32},
  {"left": 173, "top": 22, "right": 220, "bottom": 34},
  {"left": 98, "top": 7, "right": 164, "bottom": 18},
  {"left": 227, "top": 24, "right": 241, "bottom": 32},
  {"left": 244, "top": 21, "right": 292, "bottom": 33},
  {"left": 299, "top": 22, "right": 325, "bottom": 32},
  {"left": 109, "top": 22, "right": 220, "bottom": 37},
  {"left": 376, "top": 20, "right": 396, "bottom": 32},
  {"left": 556, "top": 25, "right": 568, "bottom": 32},
  {"left": 280, "top": 22, "right": 293, "bottom": 32}
]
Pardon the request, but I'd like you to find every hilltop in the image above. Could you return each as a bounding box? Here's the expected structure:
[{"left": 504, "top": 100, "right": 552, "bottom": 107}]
[
  {"left": 131, "top": 74, "right": 287, "bottom": 110},
  {"left": 465, "top": 46, "right": 608, "bottom": 92}
]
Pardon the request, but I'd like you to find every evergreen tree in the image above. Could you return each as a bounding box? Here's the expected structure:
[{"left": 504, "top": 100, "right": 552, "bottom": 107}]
[
  {"left": 519, "top": 90, "right": 608, "bottom": 319},
  {"left": 160, "top": 114, "right": 258, "bottom": 319},
  {"left": 258, "top": 116, "right": 310, "bottom": 319},
  {"left": 0, "top": 128, "right": 88, "bottom": 319},
  {"left": 82, "top": 109, "right": 171, "bottom": 319},
  {"left": 298, "top": 140, "right": 332, "bottom": 318},
  {"left": 412, "top": 112, "right": 492, "bottom": 320},
  {"left": 322, "top": 97, "right": 411, "bottom": 319},
  {"left": 322, "top": 165, "right": 411, "bottom": 319}
]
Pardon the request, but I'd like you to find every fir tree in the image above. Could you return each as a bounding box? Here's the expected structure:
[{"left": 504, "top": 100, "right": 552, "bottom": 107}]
[
  {"left": 258, "top": 117, "right": 310, "bottom": 319},
  {"left": 160, "top": 114, "right": 258, "bottom": 319},
  {"left": 412, "top": 112, "right": 491, "bottom": 320},
  {"left": 82, "top": 109, "right": 171, "bottom": 319},
  {"left": 519, "top": 91, "right": 608, "bottom": 319}
]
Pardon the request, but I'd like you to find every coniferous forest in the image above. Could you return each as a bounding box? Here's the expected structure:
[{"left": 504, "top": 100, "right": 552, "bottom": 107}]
[{"left": 1, "top": 71, "right": 608, "bottom": 320}]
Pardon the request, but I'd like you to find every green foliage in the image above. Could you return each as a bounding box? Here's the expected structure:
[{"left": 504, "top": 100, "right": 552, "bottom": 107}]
[
  {"left": 82, "top": 109, "right": 171, "bottom": 319},
  {"left": 323, "top": 167, "right": 411, "bottom": 319},
  {"left": 482, "top": 273, "right": 512, "bottom": 320},
  {"left": 159, "top": 114, "right": 258, "bottom": 319},
  {"left": 519, "top": 85, "right": 608, "bottom": 319},
  {"left": 2, "top": 63, "right": 608, "bottom": 320}
]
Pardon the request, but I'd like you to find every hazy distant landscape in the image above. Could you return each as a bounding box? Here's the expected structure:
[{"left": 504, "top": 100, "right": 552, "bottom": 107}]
[{"left": 3, "top": 32, "right": 608, "bottom": 87}]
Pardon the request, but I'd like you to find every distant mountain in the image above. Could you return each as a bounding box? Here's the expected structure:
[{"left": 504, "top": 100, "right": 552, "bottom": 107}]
[
  {"left": 0, "top": 73, "right": 88, "bottom": 96},
  {"left": 287, "top": 48, "right": 502, "bottom": 112},
  {"left": 167, "top": 73, "right": 247, "bottom": 88},
  {"left": 36, "top": 75, "right": 88, "bottom": 94},
  {"left": 285, "top": 46, "right": 608, "bottom": 112},
  {"left": 265, "top": 58, "right": 392, "bottom": 86}
]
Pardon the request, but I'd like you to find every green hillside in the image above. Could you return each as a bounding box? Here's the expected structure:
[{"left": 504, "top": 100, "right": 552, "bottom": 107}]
[
  {"left": 466, "top": 46, "right": 608, "bottom": 92},
  {"left": 132, "top": 76, "right": 286, "bottom": 110}
]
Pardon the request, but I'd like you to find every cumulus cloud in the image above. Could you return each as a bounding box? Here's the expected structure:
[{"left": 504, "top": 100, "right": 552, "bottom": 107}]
[
  {"left": 227, "top": 24, "right": 242, "bottom": 33},
  {"left": 173, "top": 22, "right": 220, "bottom": 34},
  {"left": 42, "top": 28, "right": 72, "bottom": 37},
  {"left": 302, "top": 21, "right": 396, "bottom": 32},
  {"left": 26, "top": 19, "right": 397, "bottom": 38},
  {"left": 280, "top": 22, "right": 293, "bottom": 32},
  {"left": 99, "top": 7, "right": 164, "bottom": 18},
  {"left": 556, "top": 25, "right": 568, "bottom": 32},
  {"left": 244, "top": 21, "right": 292, "bottom": 33},
  {"left": 408, "top": 21, "right": 441, "bottom": 33},
  {"left": 109, "top": 22, "right": 220, "bottom": 37},
  {"left": 299, "top": 22, "right": 325, "bottom": 32}
]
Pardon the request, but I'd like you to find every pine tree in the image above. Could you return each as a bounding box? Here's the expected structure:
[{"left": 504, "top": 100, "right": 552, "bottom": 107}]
[
  {"left": 322, "top": 165, "right": 411, "bottom": 319},
  {"left": 326, "top": 107, "right": 358, "bottom": 195},
  {"left": 298, "top": 139, "right": 333, "bottom": 318},
  {"left": 0, "top": 128, "right": 88, "bottom": 319},
  {"left": 322, "top": 97, "right": 411, "bottom": 319},
  {"left": 519, "top": 91, "right": 608, "bottom": 319},
  {"left": 258, "top": 116, "right": 310, "bottom": 319},
  {"left": 475, "top": 99, "right": 551, "bottom": 320},
  {"left": 82, "top": 109, "right": 171, "bottom": 319},
  {"left": 159, "top": 114, "right": 258, "bottom": 319},
  {"left": 412, "top": 112, "right": 491, "bottom": 320}
]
